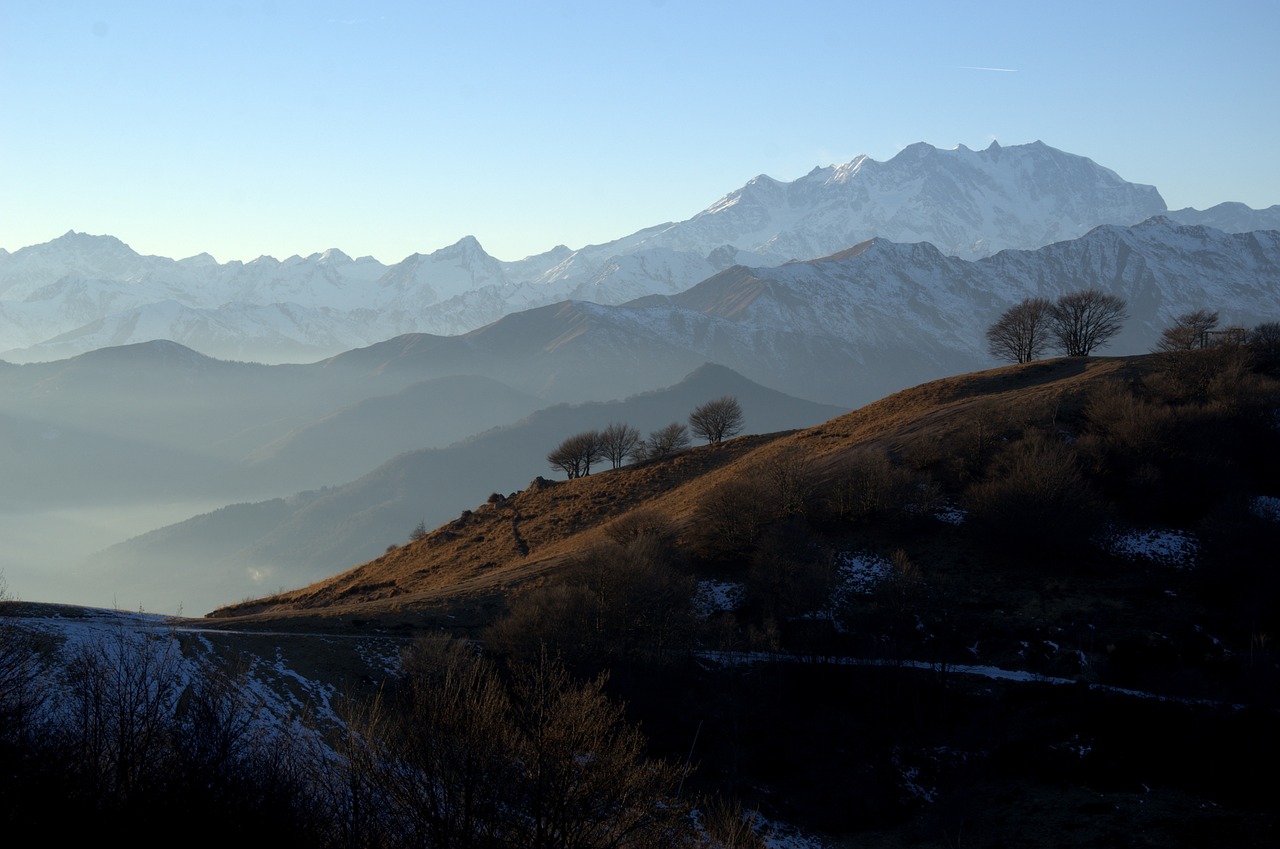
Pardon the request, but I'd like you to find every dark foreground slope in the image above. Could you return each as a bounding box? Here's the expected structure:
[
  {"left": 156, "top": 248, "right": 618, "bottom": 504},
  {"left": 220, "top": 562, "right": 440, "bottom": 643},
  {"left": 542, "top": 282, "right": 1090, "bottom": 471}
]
[{"left": 12, "top": 347, "right": 1280, "bottom": 847}]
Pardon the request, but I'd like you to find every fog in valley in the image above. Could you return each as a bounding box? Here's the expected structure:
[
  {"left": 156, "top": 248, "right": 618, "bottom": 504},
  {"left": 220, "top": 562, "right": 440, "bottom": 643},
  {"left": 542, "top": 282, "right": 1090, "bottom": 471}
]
[
  {"left": 0, "top": 500, "right": 233, "bottom": 615},
  {"left": 0, "top": 335, "right": 848, "bottom": 616}
]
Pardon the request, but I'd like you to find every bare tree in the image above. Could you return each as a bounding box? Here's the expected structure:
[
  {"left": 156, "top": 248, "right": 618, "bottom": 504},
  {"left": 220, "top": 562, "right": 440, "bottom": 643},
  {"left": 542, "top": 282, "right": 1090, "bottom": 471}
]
[
  {"left": 1248, "top": 320, "right": 1280, "bottom": 348},
  {"left": 644, "top": 422, "right": 691, "bottom": 459},
  {"left": 689, "top": 396, "right": 745, "bottom": 444},
  {"left": 1048, "top": 289, "right": 1128, "bottom": 357},
  {"left": 598, "top": 422, "right": 641, "bottom": 469},
  {"left": 346, "top": 637, "right": 694, "bottom": 849},
  {"left": 1154, "top": 308, "right": 1219, "bottom": 353},
  {"left": 548, "top": 430, "right": 604, "bottom": 479},
  {"left": 505, "top": 650, "right": 691, "bottom": 849},
  {"left": 0, "top": 579, "right": 46, "bottom": 747},
  {"left": 60, "top": 624, "right": 184, "bottom": 802},
  {"left": 985, "top": 296, "right": 1052, "bottom": 363}
]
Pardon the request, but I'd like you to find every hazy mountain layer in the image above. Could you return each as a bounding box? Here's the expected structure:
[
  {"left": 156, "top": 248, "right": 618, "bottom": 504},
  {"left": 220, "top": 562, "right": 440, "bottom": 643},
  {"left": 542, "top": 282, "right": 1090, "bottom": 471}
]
[{"left": 86, "top": 364, "right": 848, "bottom": 615}]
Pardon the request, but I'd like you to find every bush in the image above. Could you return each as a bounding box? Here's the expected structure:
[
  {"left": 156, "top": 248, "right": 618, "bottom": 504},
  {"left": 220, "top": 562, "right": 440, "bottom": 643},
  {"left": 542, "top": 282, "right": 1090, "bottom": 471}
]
[
  {"left": 689, "top": 478, "right": 772, "bottom": 562},
  {"left": 964, "top": 429, "right": 1103, "bottom": 550},
  {"left": 821, "top": 449, "right": 923, "bottom": 524}
]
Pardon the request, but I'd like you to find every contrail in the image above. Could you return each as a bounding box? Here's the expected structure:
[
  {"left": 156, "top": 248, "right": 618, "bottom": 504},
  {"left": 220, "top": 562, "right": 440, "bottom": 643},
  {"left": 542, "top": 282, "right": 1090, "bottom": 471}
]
[{"left": 956, "top": 65, "right": 1019, "bottom": 73}]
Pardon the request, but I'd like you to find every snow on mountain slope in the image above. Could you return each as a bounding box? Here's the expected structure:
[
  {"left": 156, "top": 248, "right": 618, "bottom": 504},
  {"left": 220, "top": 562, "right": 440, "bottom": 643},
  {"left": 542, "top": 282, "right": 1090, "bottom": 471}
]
[
  {"left": 603, "top": 140, "right": 1167, "bottom": 262},
  {"left": 1, "top": 141, "right": 1272, "bottom": 362},
  {"left": 528, "top": 218, "right": 1280, "bottom": 406},
  {"left": 1166, "top": 202, "right": 1280, "bottom": 233}
]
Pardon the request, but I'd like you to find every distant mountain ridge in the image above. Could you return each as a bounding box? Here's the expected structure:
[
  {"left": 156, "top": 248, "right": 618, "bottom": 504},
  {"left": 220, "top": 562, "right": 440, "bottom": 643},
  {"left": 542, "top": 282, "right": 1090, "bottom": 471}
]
[
  {"left": 3, "top": 140, "right": 1257, "bottom": 363},
  {"left": 304, "top": 217, "right": 1280, "bottom": 408}
]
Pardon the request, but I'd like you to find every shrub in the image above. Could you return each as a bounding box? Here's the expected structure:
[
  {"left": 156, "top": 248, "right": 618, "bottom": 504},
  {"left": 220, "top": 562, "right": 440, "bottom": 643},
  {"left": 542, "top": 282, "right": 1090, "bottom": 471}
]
[
  {"left": 689, "top": 478, "right": 772, "bottom": 561},
  {"left": 964, "top": 429, "right": 1103, "bottom": 550},
  {"left": 821, "top": 449, "right": 921, "bottom": 524}
]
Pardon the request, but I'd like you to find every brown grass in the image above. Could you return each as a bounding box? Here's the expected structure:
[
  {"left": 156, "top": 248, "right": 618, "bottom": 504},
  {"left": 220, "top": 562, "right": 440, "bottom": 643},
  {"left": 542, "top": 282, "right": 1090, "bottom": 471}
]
[{"left": 206, "top": 356, "right": 1146, "bottom": 627}]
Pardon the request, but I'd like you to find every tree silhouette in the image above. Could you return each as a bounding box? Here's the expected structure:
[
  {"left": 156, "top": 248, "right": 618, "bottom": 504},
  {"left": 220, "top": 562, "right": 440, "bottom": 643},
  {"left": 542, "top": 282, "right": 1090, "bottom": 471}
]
[
  {"left": 644, "top": 422, "right": 691, "bottom": 459},
  {"left": 986, "top": 297, "right": 1052, "bottom": 363},
  {"left": 689, "top": 396, "right": 745, "bottom": 444},
  {"left": 1154, "top": 308, "right": 1219, "bottom": 353},
  {"left": 598, "top": 422, "right": 641, "bottom": 469},
  {"left": 547, "top": 430, "right": 604, "bottom": 479},
  {"left": 1048, "top": 289, "right": 1128, "bottom": 357}
]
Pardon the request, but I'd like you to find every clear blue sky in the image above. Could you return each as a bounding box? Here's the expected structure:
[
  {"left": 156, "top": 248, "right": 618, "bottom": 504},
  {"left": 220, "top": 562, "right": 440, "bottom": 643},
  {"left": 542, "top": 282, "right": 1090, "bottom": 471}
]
[{"left": 2, "top": 0, "right": 1277, "bottom": 264}]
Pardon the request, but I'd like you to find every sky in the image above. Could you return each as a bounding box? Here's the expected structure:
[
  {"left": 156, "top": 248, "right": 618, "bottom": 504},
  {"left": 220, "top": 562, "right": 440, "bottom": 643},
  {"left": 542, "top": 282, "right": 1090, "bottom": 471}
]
[{"left": 2, "top": 0, "right": 1278, "bottom": 265}]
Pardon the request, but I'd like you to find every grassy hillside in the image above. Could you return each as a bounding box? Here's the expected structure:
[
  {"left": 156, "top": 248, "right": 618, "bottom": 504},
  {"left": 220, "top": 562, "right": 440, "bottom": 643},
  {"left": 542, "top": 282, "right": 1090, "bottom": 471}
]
[{"left": 198, "top": 345, "right": 1280, "bottom": 846}]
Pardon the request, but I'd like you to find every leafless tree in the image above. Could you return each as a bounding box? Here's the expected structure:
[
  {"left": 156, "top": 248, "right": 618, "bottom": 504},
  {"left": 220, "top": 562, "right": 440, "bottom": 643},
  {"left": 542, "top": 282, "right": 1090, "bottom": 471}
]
[
  {"left": 599, "top": 422, "right": 641, "bottom": 469},
  {"left": 344, "top": 637, "right": 694, "bottom": 849},
  {"left": 690, "top": 478, "right": 771, "bottom": 559},
  {"left": 1249, "top": 320, "right": 1280, "bottom": 348},
  {"left": 505, "top": 650, "right": 692, "bottom": 849},
  {"left": 985, "top": 296, "right": 1053, "bottom": 363},
  {"left": 0, "top": 582, "right": 46, "bottom": 746},
  {"left": 756, "top": 444, "right": 816, "bottom": 516},
  {"left": 689, "top": 396, "right": 745, "bottom": 444},
  {"left": 643, "top": 422, "right": 691, "bottom": 459},
  {"left": 1154, "top": 308, "right": 1219, "bottom": 353},
  {"left": 1048, "top": 289, "right": 1128, "bottom": 357},
  {"left": 548, "top": 430, "right": 604, "bottom": 479},
  {"left": 60, "top": 623, "right": 184, "bottom": 802}
]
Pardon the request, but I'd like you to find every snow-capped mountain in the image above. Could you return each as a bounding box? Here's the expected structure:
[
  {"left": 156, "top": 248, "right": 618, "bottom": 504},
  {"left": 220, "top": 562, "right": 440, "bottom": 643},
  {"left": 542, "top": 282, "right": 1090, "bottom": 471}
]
[
  {"left": 315, "top": 218, "right": 1280, "bottom": 408},
  {"left": 0, "top": 141, "right": 1270, "bottom": 362},
  {"left": 1164, "top": 202, "right": 1280, "bottom": 233}
]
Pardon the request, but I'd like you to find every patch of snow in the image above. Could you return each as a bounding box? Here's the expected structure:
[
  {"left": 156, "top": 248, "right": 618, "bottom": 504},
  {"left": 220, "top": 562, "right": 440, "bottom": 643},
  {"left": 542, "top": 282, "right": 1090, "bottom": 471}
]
[
  {"left": 933, "top": 502, "right": 967, "bottom": 525},
  {"left": 1100, "top": 526, "right": 1199, "bottom": 568},
  {"left": 693, "top": 580, "right": 745, "bottom": 617},
  {"left": 1250, "top": 495, "right": 1280, "bottom": 522},
  {"left": 835, "top": 551, "right": 893, "bottom": 596}
]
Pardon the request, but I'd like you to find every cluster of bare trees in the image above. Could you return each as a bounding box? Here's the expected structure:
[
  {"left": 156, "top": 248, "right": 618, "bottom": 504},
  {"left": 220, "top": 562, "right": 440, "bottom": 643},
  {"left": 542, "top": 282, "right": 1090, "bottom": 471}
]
[
  {"left": 547, "top": 422, "right": 643, "bottom": 479},
  {"left": 1153, "top": 309, "right": 1280, "bottom": 354},
  {"left": 547, "top": 397, "right": 745, "bottom": 479},
  {"left": 335, "top": 637, "right": 709, "bottom": 849},
  {"left": 0, "top": 618, "right": 316, "bottom": 840},
  {"left": 986, "top": 288, "right": 1129, "bottom": 363}
]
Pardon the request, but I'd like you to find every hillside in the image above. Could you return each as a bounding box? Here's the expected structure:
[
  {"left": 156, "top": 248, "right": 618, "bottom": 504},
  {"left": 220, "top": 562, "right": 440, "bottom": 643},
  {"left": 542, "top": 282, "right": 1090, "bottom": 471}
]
[
  {"left": 10, "top": 347, "right": 1280, "bottom": 847},
  {"left": 88, "top": 363, "right": 846, "bottom": 616},
  {"left": 200, "top": 345, "right": 1280, "bottom": 845},
  {"left": 214, "top": 349, "right": 1262, "bottom": 628}
]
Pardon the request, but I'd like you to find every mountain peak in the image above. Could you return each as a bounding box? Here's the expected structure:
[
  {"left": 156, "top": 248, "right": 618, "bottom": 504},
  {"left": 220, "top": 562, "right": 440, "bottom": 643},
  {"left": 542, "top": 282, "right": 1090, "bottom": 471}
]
[
  {"left": 48, "top": 230, "right": 134, "bottom": 253},
  {"left": 316, "top": 248, "right": 353, "bottom": 265}
]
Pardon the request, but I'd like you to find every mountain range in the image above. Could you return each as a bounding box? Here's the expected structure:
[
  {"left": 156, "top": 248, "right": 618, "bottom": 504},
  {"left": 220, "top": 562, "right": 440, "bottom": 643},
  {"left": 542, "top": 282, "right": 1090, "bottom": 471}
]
[{"left": 6, "top": 139, "right": 1276, "bottom": 363}]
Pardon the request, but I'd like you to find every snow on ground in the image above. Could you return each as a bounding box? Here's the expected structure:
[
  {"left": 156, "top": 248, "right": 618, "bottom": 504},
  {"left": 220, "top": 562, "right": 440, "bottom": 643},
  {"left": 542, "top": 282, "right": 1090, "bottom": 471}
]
[
  {"left": 835, "top": 551, "right": 893, "bottom": 595},
  {"left": 6, "top": 607, "right": 362, "bottom": 743},
  {"left": 933, "top": 502, "right": 967, "bottom": 525},
  {"left": 1099, "top": 526, "right": 1199, "bottom": 568},
  {"left": 1250, "top": 495, "right": 1280, "bottom": 522},
  {"left": 693, "top": 580, "right": 745, "bottom": 617}
]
